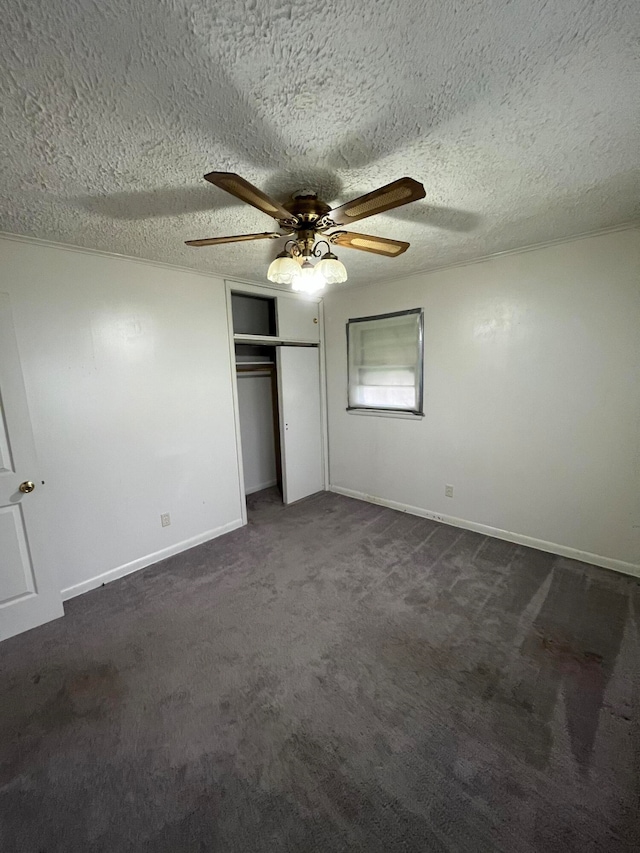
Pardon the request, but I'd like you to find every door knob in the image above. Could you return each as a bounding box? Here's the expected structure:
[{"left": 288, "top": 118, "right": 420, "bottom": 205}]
[{"left": 19, "top": 481, "right": 35, "bottom": 494}]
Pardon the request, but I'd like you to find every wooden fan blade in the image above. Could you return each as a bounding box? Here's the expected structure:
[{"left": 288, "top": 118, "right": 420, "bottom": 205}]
[
  {"left": 330, "top": 231, "right": 410, "bottom": 257},
  {"left": 203, "top": 172, "right": 295, "bottom": 222},
  {"left": 185, "top": 232, "right": 282, "bottom": 247},
  {"left": 326, "top": 177, "right": 425, "bottom": 226}
]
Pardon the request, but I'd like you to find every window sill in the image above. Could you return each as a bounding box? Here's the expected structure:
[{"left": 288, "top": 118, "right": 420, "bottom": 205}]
[{"left": 346, "top": 408, "right": 424, "bottom": 420}]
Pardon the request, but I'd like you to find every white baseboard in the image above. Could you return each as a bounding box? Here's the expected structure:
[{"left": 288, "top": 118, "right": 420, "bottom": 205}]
[
  {"left": 245, "top": 479, "right": 277, "bottom": 495},
  {"left": 329, "top": 486, "right": 640, "bottom": 578},
  {"left": 61, "top": 518, "right": 245, "bottom": 601}
]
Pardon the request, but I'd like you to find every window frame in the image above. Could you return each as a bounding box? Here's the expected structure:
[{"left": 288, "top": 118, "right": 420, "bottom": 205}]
[{"left": 346, "top": 308, "right": 425, "bottom": 417}]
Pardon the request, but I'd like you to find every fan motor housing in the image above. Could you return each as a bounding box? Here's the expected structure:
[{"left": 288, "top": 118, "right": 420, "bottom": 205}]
[{"left": 287, "top": 191, "right": 331, "bottom": 225}]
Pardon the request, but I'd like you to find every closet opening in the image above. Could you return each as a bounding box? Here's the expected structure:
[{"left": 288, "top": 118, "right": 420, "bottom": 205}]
[
  {"left": 235, "top": 343, "right": 282, "bottom": 499},
  {"left": 228, "top": 283, "right": 324, "bottom": 511},
  {"left": 231, "top": 293, "right": 277, "bottom": 337}
]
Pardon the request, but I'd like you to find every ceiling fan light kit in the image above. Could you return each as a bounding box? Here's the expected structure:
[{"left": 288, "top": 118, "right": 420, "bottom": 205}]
[
  {"left": 291, "top": 257, "right": 325, "bottom": 294},
  {"left": 186, "top": 172, "right": 425, "bottom": 292},
  {"left": 266, "top": 239, "right": 348, "bottom": 293},
  {"left": 314, "top": 250, "right": 349, "bottom": 285},
  {"left": 266, "top": 249, "right": 301, "bottom": 286}
]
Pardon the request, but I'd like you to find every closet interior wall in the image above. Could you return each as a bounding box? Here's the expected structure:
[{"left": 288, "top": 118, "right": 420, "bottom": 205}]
[{"left": 235, "top": 344, "right": 281, "bottom": 496}]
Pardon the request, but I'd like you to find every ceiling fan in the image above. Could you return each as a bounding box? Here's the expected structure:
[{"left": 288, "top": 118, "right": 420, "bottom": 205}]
[{"left": 185, "top": 172, "right": 426, "bottom": 292}]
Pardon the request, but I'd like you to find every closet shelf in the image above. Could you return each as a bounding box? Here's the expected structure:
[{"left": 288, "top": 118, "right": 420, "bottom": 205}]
[{"left": 234, "top": 333, "right": 317, "bottom": 347}]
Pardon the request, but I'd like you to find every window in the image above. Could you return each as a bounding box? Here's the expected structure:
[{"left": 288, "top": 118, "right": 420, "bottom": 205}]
[{"left": 347, "top": 309, "right": 424, "bottom": 415}]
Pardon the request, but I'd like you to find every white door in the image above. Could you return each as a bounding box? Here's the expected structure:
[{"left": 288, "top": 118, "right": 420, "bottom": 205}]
[
  {"left": 277, "top": 346, "right": 324, "bottom": 504},
  {"left": 277, "top": 297, "right": 320, "bottom": 343},
  {"left": 0, "top": 293, "right": 63, "bottom": 641}
]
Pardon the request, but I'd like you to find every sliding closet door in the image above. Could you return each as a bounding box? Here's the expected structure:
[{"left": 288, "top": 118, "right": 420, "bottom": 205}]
[{"left": 276, "top": 347, "right": 324, "bottom": 504}]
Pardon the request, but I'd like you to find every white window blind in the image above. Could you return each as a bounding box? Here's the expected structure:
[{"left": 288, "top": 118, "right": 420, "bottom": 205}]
[{"left": 347, "top": 309, "right": 424, "bottom": 414}]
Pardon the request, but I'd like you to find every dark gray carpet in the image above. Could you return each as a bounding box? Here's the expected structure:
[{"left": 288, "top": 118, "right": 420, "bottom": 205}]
[{"left": 1, "top": 489, "right": 639, "bottom": 852}]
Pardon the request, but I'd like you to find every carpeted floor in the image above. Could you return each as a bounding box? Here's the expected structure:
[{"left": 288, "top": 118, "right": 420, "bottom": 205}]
[{"left": 1, "top": 489, "right": 639, "bottom": 852}]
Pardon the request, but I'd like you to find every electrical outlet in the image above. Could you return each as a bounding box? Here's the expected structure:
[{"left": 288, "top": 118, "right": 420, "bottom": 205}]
[
  {"left": 160, "top": 513, "right": 171, "bottom": 527},
  {"left": 445, "top": 485, "right": 454, "bottom": 498}
]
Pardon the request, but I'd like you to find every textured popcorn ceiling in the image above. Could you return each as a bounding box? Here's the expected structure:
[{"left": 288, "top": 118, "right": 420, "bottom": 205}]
[{"left": 1, "top": 0, "right": 639, "bottom": 286}]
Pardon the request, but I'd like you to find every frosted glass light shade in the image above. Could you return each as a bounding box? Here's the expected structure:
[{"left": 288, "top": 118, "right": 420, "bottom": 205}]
[
  {"left": 292, "top": 259, "right": 325, "bottom": 294},
  {"left": 315, "top": 255, "right": 348, "bottom": 284},
  {"left": 267, "top": 253, "right": 300, "bottom": 284}
]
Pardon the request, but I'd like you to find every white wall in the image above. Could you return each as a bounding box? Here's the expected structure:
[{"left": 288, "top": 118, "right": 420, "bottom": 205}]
[
  {"left": 237, "top": 373, "right": 277, "bottom": 494},
  {"left": 324, "top": 227, "right": 640, "bottom": 574},
  {"left": 1, "top": 235, "right": 244, "bottom": 598}
]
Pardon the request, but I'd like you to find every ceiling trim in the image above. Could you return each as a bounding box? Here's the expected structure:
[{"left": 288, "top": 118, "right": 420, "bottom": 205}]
[
  {"left": 0, "top": 230, "right": 265, "bottom": 287},
  {"left": 363, "top": 220, "right": 640, "bottom": 292},
  {"left": 1, "top": 221, "right": 638, "bottom": 296}
]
